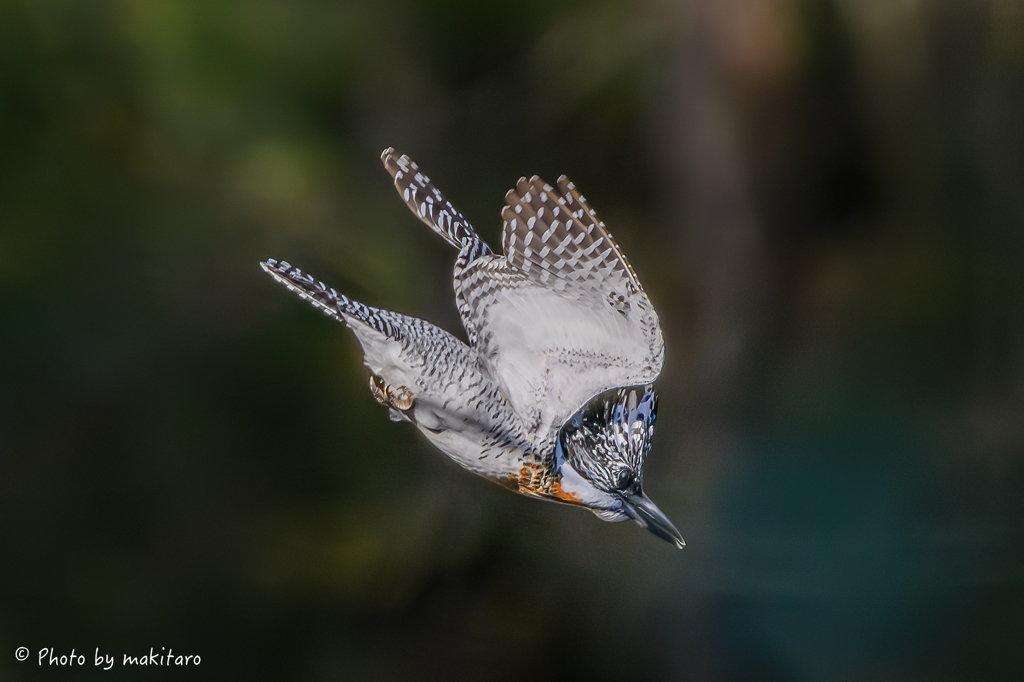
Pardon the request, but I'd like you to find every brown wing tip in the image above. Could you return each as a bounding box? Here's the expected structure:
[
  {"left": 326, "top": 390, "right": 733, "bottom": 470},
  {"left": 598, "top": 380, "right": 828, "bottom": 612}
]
[
  {"left": 381, "top": 147, "right": 419, "bottom": 179},
  {"left": 381, "top": 147, "right": 400, "bottom": 176},
  {"left": 525, "top": 175, "right": 556, "bottom": 193}
]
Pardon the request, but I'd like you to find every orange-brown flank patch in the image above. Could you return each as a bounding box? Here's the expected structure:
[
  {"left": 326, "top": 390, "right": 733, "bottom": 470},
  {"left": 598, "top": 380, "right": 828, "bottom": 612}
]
[{"left": 516, "top": 464, "right": 582, "bottom": 504}]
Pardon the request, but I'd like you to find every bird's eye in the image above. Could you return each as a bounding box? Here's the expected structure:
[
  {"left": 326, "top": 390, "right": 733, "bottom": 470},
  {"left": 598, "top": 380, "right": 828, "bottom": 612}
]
[{"left": 615, "top": 468, "right": 635, "bottom": 489}]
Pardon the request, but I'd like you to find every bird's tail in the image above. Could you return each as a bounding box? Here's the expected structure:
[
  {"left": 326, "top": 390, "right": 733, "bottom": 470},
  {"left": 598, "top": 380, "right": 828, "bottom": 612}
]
[
  {"left": 260, "top": 259, "right": 405, "bottom": 341},
  {"left": 381, "top": 147, "right": 493, "bottom": 256}
]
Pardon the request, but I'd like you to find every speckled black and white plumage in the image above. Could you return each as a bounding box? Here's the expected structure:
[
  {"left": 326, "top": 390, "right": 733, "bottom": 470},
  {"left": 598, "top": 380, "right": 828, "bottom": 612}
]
[
  {"left": 260, "top": 148, "right": 684, "bottom": 548},
  {"left": 261, "top": 258, "right": 531, "bottom": 480}
]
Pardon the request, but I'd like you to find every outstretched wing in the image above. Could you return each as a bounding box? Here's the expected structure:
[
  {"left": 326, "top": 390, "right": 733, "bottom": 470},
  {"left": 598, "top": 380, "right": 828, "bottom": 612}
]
[
  {"left": 380, "top": 147, "right": 492, "bottom": 254},
  {"left": 459, "top": 175, "right": 664, "bottom": 441},
  {"left": 380, "top": 148, "right": 493, "bottom": 348}
]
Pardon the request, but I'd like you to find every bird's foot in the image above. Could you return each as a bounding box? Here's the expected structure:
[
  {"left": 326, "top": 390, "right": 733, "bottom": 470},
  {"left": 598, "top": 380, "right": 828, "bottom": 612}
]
[{"left": 369, "top": 374, "right": 415, "bottom": 411}]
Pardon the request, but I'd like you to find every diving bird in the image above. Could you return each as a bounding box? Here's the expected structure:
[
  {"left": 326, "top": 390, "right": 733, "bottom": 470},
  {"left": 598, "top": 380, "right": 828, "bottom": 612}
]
[{"left": 261, "top": 148, "right": 683, "bottom": 548}]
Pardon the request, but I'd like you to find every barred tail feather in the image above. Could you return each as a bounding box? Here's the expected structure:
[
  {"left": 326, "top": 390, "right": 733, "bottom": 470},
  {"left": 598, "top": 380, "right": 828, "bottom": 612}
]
[{"left": 260, "top": 259, "right": 404, "bottom": 341}]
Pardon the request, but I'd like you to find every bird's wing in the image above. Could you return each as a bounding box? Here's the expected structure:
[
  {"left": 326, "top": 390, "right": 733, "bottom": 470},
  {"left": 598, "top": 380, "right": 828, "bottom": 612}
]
[
  {"left": 456, "top": 176, "right": 664, "bottom": 441},
  {"left": 380, "top": 148, "right": 493, "bottom": 348},
  {"left": 380, "top": 147, "right": 492, "bottom": 255}
]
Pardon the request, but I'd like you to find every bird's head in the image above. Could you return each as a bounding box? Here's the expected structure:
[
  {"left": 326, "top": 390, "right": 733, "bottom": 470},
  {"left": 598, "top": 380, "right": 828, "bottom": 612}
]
[{"left": 555, "top": 384, "right": 684, "bottom": 548}]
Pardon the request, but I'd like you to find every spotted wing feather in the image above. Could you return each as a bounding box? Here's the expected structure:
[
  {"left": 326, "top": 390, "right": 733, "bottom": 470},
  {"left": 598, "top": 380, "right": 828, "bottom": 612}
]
[
  {"left": 381, "top": 148, "right": 493, "bottom": 348},
  {"left": 501, "top": 176, "right": 644, "bottom": 300},
  {"left": 454, "top": 176, "right": 664, "bottom": 442},
  {"left": 381, "top": 147, "right": 491, "bottom": 254}
]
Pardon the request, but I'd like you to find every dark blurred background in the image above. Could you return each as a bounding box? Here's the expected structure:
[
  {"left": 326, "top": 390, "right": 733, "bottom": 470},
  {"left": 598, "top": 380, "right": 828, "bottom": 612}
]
[{"left": 1, "top": 0, "right": 1022, "bottom": 680}]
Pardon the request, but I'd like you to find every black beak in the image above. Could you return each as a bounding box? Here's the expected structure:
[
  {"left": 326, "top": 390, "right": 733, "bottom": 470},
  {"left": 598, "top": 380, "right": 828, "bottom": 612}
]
[{"left": 619, "top": 490, "right": 685, "bottom": 548}]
